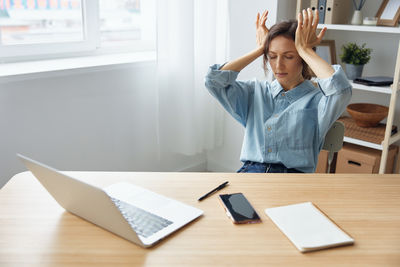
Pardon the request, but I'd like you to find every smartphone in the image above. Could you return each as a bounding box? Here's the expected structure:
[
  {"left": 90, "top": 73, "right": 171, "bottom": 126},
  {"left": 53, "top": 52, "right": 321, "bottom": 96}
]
[{"left": 219, "top": 193, "right": 261, "bottom": 224}]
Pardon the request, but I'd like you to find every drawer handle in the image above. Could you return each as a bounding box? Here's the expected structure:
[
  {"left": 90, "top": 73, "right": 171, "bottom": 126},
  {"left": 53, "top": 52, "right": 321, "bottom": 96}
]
[{"left": 348, "top": 160, "right": 361, "bottom": 166}]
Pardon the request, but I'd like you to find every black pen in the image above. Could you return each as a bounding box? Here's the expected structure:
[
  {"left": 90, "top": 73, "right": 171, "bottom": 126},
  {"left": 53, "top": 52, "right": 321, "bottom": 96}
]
[{"left": 198, "top": 181, "right": 229, "bottom": 201}]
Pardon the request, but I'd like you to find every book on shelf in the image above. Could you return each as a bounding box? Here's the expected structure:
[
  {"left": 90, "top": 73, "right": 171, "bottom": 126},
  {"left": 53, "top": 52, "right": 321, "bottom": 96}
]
[
  {"left": 325, "top": 0, "right": 352, "bottom": 24},
  {"left": 353, "top": 76, "right": 393, "bottom": 86}
]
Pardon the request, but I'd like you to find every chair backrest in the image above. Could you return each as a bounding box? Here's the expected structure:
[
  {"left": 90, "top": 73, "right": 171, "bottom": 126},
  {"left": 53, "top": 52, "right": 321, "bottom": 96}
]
[
  {"left": 322, "top": 121, "right": 345, "bottom": 173},
  {"left": 323, "top": 121, "right": 345, "bottom": 152}
]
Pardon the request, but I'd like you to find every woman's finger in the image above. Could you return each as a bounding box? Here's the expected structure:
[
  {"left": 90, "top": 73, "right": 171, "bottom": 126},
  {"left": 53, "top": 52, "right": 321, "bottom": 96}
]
[
  {"left": 302, "top": 9, "right": 309, "bottom": 27},
  {"left": 262, "top": 10, "right": 268, "bottom": 21},
  {"left": 307, "top": 8, "right": 313, "bottom": 29},
  {"left": 312, "top": 8, "right": 319, "bottom": 28},
  {"left": 262, "top": 10, "right": 268, "bottom": 18},
  {"left": 262, "top": 12, "right": 268, "bottom": 25},
  {"left": 255, "top": 12, "right": 260, "bottom": 26},
  {"left": 317, "top": 27, "right": 327, "bottom": 41},
  {"left": 297, "top": 11, "right": 303, "bottom": 28}
]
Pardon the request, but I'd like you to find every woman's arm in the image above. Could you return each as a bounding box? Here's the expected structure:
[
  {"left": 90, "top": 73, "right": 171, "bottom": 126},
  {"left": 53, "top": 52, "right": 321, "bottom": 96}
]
[
  {"left": 220, "top": 48, "right": 264, "bottom": 72},
  {"left": 295, "top": 9, "right": 352, "bottom": 139},
  {"left": 295, "top": 8, "right": 334, "bottom": 79},
  {"left": 221, "top": 10, "right": 269, "bottom": 72}
]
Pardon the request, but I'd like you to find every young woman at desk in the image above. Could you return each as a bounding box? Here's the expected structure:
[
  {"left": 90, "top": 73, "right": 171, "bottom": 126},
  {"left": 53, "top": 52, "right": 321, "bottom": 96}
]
[{"left": 205, "top": 8, "right": 352, "bottom": 173}]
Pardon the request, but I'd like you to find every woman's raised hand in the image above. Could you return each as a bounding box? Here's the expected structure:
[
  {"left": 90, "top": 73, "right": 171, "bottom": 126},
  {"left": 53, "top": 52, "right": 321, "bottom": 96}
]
[
  {"left": 295, "top": 8, "right": 326, "bottom": 54},
  {"left": 256, "top": 10, "right": 269, "bottom": 51},
  {"left": 295, "top": 8, "right": 334, "bottom": 78}
]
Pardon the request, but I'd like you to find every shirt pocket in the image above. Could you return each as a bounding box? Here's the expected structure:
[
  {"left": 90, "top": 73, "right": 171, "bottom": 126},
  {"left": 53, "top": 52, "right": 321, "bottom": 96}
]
[{"left": 285, "top": 108, "right": 318, "bottom": 150}]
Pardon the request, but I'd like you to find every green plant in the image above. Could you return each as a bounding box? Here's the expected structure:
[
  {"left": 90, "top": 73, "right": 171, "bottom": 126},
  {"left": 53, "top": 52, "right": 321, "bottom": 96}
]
[{"left": 340, "top": 42, "right": 372, "bottom": 65}]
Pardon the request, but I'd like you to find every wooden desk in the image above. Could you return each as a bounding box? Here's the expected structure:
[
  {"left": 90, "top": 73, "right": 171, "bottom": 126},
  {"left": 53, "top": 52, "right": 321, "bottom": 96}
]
[{"left": 1, "top": 172, "right": 400, "bottom": 266}]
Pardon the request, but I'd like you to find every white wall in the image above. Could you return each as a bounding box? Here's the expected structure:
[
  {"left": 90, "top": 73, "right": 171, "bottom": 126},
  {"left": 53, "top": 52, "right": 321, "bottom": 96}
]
[{"left": 1, "top": 62, "right": 206, "bottom": 189}]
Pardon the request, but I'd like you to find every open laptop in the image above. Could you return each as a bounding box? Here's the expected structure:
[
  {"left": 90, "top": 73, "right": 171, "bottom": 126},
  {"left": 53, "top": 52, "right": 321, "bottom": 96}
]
[{"left": 17, "top": 154, "right": 203, "bottom": 248}]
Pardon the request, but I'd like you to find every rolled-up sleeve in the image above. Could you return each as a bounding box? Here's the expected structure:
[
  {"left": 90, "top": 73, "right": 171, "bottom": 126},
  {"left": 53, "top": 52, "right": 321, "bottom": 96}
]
[
  {"left": 317, "top": 65, "right": 352, "bottom": 141},
  {"left": 205, "top": 64, "right": 255, "bottom": 127}
]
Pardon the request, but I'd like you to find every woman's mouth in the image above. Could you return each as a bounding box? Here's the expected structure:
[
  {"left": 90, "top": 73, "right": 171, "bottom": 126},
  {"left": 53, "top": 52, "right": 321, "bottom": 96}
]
[{"left": 275, "top": 73, "right": 288, "bottom": 78}]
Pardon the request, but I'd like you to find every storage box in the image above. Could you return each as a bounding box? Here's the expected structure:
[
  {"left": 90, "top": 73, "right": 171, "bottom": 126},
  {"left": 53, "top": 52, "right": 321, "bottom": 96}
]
[
  {"left": 336, "top": 143, "right": 398, "bottom": 174},
  {"left": 315, "top": 150, "right": 337, "bottom": 173}
]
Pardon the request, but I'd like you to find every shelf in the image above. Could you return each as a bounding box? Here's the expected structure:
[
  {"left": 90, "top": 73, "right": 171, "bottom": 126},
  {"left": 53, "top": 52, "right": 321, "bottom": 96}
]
[
  {"left": 343, "top": 136, "right": 383, "bottom": 150},
  {"left": 344, "top": 133, "right": 400, "bottom": 151},
  {"left": 317, "top": 24, "right": 400, "bottom": 34},
  {"left": 292, "top": 4, "right": 400, "bottom": 173},
  {"left": 351, "top": 82, "right": 392, "bottom": 94},
  {"left": 389, "top": 132, "right": 400, "bottom": 144}
]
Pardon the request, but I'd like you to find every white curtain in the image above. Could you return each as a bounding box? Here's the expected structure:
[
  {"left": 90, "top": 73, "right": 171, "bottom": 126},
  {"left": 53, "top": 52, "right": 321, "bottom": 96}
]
[{"left": 156, "top": 0, "right": 229, "bottom": 155}]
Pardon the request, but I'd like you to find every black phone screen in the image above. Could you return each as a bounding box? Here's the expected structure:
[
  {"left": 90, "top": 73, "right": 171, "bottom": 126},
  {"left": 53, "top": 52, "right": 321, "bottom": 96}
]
[{"left": 219, "top": 193, "right": 261, "bottom": 223}]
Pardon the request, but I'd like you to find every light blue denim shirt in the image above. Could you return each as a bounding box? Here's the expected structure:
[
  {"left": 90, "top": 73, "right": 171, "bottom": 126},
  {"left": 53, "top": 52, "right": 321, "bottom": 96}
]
[{"left": 205, "top": 64, "right": 352, "bottom": 173}]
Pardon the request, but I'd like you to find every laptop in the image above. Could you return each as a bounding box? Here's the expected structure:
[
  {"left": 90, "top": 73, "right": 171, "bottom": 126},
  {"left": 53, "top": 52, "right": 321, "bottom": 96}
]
[{"left": 17, "top": 154, "right": 203, "bottom": 248}]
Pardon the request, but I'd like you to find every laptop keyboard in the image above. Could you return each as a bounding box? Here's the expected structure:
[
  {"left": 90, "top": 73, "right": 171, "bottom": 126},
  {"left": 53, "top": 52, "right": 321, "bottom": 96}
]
[{"left": 110, "top": 197, "right": 173, "bottom": 238}]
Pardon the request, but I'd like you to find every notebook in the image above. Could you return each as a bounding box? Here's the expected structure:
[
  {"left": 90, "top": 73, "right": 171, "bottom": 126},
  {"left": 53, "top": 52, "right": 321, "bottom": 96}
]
[
  {"left": 17, "top": 154, "right": 203, "bottom": 248},
  {"left": 265, "top": 202, "right": 354, "bottom": 252},
  {"left": 353, "top": 76, "right": 393, "bottom": 86}
]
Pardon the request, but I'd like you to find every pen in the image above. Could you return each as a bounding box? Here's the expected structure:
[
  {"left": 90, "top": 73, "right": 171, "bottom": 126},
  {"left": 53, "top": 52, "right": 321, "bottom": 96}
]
[{"left": 198, "top": 181, "right": 229, "bottom": 201}]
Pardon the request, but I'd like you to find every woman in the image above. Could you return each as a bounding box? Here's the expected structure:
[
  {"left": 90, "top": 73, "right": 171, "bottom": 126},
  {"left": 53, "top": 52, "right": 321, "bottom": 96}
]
[{"left": 205, "top": 9, "right": 352, "bottom": 173}]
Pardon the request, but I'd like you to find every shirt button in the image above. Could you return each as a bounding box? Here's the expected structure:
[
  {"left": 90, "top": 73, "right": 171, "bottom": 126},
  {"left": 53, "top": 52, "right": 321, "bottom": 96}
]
[
  {"left": 281, "top": 93, "right": 285, "bottom": 96},
  {"left": 268, "top": 148, "right": 272, "bottom": 153},
  {"left": 267, "top": 126, "right": 272, "bottom": 131},
  {"left": 274, "top": 114, "right": 279, "bottom": 118}
]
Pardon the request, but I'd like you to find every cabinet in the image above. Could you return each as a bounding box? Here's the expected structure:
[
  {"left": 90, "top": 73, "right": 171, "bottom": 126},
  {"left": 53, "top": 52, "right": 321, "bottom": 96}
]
[{"left": 317, "top": 24, "right": 400, "bottom": 173}]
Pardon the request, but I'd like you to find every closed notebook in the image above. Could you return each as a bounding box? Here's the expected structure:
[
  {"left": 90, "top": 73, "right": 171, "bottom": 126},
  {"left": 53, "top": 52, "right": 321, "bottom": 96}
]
[
  {"left": 353, "top": 76, "right": 393, "bottom": 86},
  {"left": 265, "top": 202, "right": 354, "bottom": 252}
]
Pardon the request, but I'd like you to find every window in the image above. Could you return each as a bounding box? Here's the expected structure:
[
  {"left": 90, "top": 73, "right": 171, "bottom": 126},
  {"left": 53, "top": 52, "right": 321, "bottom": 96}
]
[
  {"left": 1, "top": 0, "right": 85, "bottom": 45},
  {"left": 0, "top": 0, "right": 156, "bottom": 61},
  {"left": 99, "top": 0, "right": 156, "bottom": 51}
]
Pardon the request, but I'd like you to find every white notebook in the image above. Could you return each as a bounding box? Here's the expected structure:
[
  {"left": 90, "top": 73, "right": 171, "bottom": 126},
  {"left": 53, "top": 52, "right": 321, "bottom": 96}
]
[{"left": 265, "top": 202, "right": 354, "bottom": 252}]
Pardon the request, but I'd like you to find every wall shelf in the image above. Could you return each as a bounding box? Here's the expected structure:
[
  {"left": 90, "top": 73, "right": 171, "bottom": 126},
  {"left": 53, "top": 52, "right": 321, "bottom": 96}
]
[
  {"left": 351, "top": 82, "right": 392, "bottom": 94},
  {"left": 317, "top": 24, "right": 400, "bottom": 34},
  {"left": 290, "top": 0, "right": 400, "bottom": 173},
  {"left": 321, "top": 25, "right": 400, "bottom": 174},
  {"left": 343, "top": 136, "right": 383, "bottom": 150}
]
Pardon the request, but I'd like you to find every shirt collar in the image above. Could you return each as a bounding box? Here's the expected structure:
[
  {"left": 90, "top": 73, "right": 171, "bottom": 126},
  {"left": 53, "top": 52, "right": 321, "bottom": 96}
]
[{"left": 271, "top": 79, "right": 316, "bottom": 103}]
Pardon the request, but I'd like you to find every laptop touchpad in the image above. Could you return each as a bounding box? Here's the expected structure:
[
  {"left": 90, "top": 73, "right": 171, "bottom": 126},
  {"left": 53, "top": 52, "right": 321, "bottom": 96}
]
[{"left": 104, "top": 182, "right": 171, "bottom": 211}]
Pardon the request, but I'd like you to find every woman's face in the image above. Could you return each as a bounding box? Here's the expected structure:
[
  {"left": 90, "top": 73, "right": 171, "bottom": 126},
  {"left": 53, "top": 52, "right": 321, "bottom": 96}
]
[{"left": 267, "top": 35, "right": 304, "bottom": 91}]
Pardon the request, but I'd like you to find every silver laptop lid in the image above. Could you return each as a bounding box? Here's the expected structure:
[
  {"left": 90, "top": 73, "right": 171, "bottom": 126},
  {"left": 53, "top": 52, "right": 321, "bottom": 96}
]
[{"left": 17, "top": 154, "right": 143, "bottom": 246}]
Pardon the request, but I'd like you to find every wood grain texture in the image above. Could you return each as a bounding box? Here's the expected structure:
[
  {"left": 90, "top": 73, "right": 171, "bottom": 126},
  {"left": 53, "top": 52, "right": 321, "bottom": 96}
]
[{"left": 1, "top": 171, "right": 400, "bottom": 267}]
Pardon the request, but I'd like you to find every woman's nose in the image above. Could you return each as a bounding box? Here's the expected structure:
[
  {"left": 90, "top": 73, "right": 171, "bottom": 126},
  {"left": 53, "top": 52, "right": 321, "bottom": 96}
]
[{"left": 276, "top": 56, "right": 284, "bottom": 68}]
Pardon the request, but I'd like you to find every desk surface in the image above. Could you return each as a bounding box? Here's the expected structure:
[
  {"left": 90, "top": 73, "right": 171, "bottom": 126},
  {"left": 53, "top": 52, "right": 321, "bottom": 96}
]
[{"left": 1, "top": 171, "right": 400, "bottom": 267}]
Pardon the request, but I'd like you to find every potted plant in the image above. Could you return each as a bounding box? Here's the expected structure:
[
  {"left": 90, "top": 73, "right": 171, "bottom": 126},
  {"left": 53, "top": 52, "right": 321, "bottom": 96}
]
[{"left": 340, "top": 42, "right": 372, "bottom": 80}]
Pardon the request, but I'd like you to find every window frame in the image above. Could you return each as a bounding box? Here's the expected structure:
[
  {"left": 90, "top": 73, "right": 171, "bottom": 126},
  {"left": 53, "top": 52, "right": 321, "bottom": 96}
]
[{"left": 0, "top": 0, "right": 100, "bottom": 60}]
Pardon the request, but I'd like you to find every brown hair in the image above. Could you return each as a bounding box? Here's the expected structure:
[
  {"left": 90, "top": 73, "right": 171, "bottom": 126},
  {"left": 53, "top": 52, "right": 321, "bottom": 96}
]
[{"left": 263, "top": 20, "right": 315, "bottom": 80}]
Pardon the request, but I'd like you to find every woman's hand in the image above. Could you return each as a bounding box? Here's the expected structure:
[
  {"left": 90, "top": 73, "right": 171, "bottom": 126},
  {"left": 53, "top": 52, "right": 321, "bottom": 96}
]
[
  {"left": 256, "top": 10, "right": 269, "bottom": 53},
  {"left": 295, "top": 8, "right": 334, "bottom": 78},
  {"left": 295, "top": 8, "right": 326, "bottom": 55},
  {"left": 220, "top": 10, "right": 270, "bottom": 71}
]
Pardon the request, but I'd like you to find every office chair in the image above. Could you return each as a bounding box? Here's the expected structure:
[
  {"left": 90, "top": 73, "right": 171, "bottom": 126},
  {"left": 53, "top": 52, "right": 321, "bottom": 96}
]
[{"left": 322, "top": 121, "right": 345, "bottom": 173}]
